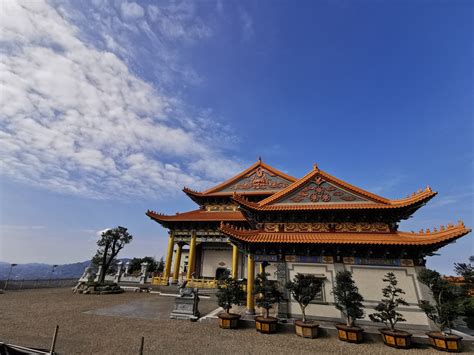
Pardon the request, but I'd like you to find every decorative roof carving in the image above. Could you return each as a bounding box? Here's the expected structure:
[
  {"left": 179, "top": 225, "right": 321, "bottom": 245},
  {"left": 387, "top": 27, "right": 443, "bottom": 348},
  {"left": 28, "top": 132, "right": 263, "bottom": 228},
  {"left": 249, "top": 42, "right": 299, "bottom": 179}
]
[
  {"left": 220, "top": 221, "right": 471, "bottom": 246},
  {"left": 183, "top": 159, "right": 296, "bottom": 198},
  {"left": 263, "top": 223, "right": 391, "bottom": 233},
  {"left": 231, "top": 165, "right": 437, "bottom": 211},
  {"left": 281, "top": 178, "right": 367, "bottom": 204},
  {"left": 227, "top": 167, "right": 291, "bottom": 191}
]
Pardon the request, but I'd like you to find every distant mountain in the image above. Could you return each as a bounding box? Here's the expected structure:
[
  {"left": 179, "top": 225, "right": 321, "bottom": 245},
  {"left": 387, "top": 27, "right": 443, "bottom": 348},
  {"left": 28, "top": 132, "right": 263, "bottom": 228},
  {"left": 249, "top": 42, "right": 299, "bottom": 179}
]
[{"left": 0, "top": 259, "right": 131, "bottom": 280}]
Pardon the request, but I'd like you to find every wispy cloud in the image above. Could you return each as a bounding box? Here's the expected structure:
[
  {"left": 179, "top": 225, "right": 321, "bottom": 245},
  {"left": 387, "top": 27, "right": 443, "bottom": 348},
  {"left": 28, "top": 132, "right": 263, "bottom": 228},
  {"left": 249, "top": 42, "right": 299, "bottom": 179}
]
[
  {"left": 0, "top": 0, "right": 243, "bottom": 200},
  {"left": 120, "top": 1, "right": 145, "bottom": 21},
  {"left": 0, "top": 225, "right": 46, "bottom": 231},
  {"left": 239, "top": 7, "right": 254, "bottom": 42},
  {"left": 429, "top": 192, "right": 474, "bottom": 208},
  {"left": 366, "top": 175, "right": 405, "bottom": 196}
]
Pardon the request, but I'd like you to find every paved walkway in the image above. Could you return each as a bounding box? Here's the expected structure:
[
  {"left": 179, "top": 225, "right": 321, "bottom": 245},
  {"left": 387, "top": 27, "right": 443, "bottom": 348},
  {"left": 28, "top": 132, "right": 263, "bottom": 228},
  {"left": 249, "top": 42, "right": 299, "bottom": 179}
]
[{"left": 86, "top": 292, "right": 217, "bottom": 320}]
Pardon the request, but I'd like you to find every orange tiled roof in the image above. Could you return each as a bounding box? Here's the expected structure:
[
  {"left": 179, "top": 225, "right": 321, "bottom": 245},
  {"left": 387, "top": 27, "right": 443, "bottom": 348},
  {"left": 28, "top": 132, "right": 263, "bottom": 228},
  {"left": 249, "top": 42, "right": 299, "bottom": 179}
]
[
  {"left": 183, "top": 159, "right": 296, "bottom": 197},
  {"left": 146, "top": 209, "right": 246, "bottom": 222},
  {"left": 220, "top": 221, "right": 471, "bottom": 245},
  {"left": 231, "top": 164, "right": 437, "bottom": 211}
]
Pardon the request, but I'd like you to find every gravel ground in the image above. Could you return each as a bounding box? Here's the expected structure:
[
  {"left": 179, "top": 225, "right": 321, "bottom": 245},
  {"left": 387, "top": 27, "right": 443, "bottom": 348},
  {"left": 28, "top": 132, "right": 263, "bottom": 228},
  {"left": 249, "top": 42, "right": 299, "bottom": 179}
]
[{"left": 0, "top": 288, "right": 440, "bottom": 354}]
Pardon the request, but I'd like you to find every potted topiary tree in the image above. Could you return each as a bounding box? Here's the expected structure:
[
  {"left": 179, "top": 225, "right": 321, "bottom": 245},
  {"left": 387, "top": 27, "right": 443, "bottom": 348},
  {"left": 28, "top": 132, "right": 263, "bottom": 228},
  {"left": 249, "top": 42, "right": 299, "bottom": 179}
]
[
  {"left": 418, "top": 268, "right": 463, "bottom": 352},
  {"left": 332, "top": 270, "right": 365, "bottom": 343},
  {"left": 454, "top": 261, "right": 474, "bottom": 332},
  {"left": 254, "top": 272, "right": 283, "bottom": 334},
  {"left": 286, "top": 273, "right": 324, "bottom": 338},
  {"left": 216, "top": 270, "right": 245, "bottom": 329},
  {"left": 369, "top": 272, "right": 412, "bottom": 349}
]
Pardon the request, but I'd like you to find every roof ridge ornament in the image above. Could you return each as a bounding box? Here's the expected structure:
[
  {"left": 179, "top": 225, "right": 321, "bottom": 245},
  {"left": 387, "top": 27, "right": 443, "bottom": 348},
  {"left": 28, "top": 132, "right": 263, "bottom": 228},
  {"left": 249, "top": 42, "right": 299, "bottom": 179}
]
[{"left": 313, "top": 163, "right": 319, "bottom": 171}]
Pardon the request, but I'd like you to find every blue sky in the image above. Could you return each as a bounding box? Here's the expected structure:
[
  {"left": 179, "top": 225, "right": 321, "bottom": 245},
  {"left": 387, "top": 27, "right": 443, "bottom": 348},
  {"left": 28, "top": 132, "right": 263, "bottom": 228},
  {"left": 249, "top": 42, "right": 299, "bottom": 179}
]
[{"left": 0, "top": 0, "right": 472, "bottom": 274}]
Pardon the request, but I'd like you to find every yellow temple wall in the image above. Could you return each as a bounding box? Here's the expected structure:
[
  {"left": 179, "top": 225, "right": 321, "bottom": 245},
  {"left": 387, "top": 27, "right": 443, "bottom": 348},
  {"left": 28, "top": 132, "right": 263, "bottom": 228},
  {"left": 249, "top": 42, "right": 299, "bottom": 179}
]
[{"left": 285, "top": 262, "right": 432, "bottom": 328}]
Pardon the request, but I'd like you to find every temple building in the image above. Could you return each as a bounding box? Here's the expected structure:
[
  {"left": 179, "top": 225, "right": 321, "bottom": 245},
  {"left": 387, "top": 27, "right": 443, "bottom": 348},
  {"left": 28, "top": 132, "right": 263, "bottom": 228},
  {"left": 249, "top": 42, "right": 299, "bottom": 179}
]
[{"left": 146, "top": 159, "right": 471, "bottom": 328}]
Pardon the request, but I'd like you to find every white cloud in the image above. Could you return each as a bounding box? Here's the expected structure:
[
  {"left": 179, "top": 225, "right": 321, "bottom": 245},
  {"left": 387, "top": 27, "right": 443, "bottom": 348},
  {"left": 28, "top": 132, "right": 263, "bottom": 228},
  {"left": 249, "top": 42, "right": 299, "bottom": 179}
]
[
  {"left": 0, "top": 0, "right": 243, "bottom": 200},
  {"left": 121, "top": 1, "right": 144, "bottom": 21}
]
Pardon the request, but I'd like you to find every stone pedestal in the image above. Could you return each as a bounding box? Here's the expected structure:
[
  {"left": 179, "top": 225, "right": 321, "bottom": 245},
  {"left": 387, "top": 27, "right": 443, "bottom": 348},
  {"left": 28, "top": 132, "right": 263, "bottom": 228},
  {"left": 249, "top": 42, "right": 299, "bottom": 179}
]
[{"left": 170, "top": 292, "right": 200, "bottom": 321}]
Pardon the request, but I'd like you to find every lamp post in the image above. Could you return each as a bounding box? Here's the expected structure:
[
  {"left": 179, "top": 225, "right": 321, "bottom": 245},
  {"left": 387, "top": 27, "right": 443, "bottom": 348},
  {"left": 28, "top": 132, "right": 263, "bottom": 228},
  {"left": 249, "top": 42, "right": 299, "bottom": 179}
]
[
  {"left": 4, "top": 263, "right": 17, "bottom": 290},
  {"left": 48, "top": 265, "right": 58, "bottom": 287}
]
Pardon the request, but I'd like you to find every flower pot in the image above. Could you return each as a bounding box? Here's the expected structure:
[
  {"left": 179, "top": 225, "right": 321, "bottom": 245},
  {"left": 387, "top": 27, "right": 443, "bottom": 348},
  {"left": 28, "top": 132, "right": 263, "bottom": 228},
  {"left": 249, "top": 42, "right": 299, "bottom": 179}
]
[
  {"left": 217, "top": 312, "right": 241, "bottom": 329},
  {"left": 426, "top": 332, "right": 463, "bottom": 352},
  {"left": 255, "top": 316, "right": 278, "bottom": 334},
  {"left": 335, "top": 324, "right": 364, "bottom": 343},
  {"left": 379, "top": 328, "right": 412, "bottom": 349},
  {"left": 294, "top": 320, "right": 319, "bottom": 339}
]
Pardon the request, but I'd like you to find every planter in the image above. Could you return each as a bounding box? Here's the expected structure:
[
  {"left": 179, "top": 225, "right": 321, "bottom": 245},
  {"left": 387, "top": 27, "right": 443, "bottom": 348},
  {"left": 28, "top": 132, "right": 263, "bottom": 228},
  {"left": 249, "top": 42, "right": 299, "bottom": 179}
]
[
  {"left": 255, "top": 316, "right": 278, "bottom": 334},
  {"left": 335, "top": 324, "right": 364, "bottom": 343},
  {"left": 379, "top": 328, "right": 412, "bottom": 349},
  {"left": 427, "top": 332, "right": 463, "bottom": 353},
  {"left": 295, "top": 320, "right": 319, "bottom": 339},
  {"left": 217, "top": 313, "right": 241, "bottom": 329}
]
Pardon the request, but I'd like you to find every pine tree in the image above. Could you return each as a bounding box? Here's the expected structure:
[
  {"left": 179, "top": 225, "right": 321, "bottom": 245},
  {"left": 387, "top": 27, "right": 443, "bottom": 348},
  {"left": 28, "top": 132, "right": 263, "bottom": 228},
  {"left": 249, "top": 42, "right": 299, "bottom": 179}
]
[
  {"left": 93, "top": 226, "right": 133, "bottom": 284},
  {"left": 332, "top": 271, "right": 365, "bottom": 327},
  {"left": 254, "top": 272, "right": 283, "bottom": 318},
  {"left": 418, "top": 268, "right": 462, "bottom": 335},
  {"left": 369, "top": 272, "right": 408, "bottom": 331},
  {"left": 216, "top": 270, "right": 245, "bottom": 314},
  {"left": 454, "top": 262, "right": 474, "bottom": 330},
  {"left": 286, "top": 273, "right": 323, "bottom": 323}
]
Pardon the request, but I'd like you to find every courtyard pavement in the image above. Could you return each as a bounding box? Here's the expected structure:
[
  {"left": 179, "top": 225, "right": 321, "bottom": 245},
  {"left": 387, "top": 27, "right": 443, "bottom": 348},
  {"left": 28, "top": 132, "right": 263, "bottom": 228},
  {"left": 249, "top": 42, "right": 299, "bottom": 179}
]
[{"left": 0, "top": 288, "right": 462, "bottom": 354}]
